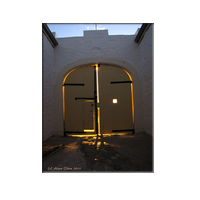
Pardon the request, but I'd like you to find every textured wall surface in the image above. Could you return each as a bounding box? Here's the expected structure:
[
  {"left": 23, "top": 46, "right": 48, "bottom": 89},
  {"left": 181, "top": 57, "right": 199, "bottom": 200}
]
[
  {"left": 53, "top": 30, "right": 142, "bottom": 83},
  {"left": 42, "top": 32, "right": 54, "bottom": 141},
  {"left": 42, "top": 28, "right": 153, "bottom": 140},
  {"left": 138, "top": 25, "right": 153, "bottom": 135}
]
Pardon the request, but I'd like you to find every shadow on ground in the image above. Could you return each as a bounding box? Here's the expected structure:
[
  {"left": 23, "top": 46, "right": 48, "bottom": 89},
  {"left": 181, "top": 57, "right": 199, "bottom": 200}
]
[{"left": 42, "top": 132, "right": 153, "bottom": 172}]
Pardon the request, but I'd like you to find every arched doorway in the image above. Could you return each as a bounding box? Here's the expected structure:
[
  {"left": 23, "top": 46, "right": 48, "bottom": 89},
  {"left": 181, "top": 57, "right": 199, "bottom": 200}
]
[{"left": 63, "top": 64, "right": 134, "bottom": 136}]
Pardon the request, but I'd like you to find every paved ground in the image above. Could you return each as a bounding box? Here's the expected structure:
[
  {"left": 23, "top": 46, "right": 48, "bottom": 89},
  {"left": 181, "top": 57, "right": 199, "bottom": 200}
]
[{"left": 42, "top": 132, "right": 153, "bottom": 172}]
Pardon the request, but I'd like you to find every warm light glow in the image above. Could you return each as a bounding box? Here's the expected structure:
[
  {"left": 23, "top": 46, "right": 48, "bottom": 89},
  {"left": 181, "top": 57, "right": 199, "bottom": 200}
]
[
  {"left": 62, "top": 86, "right": 65, "bottom": 122},
  {"left": 96, "top": 64, "right": 100, "bottom": 103},
  {"left": 82, "top": 141, "right": 96, "bottom": 145},
  {"left": 122, "top": 69, "right": 134, "bottom": 126},
  {"left": 67, "top": 134, "right": 97, "bottom": 137},
  {"left": 64, "top": 141, "right": 79, "bottom": 151},
  {"left": 98, "top": 107, "right": 101, "bottom": 136},
  {"left": 93, "top": 104, "right": 95, "bottom": 131},
  {"left": 43, "top": 145, "right": 60, "bottom": 151},
  {"left": 113, "top": 99, "right": 117, "bottom": 103},
  {"left": 97, "top": 141, "right": 101, "bottom": 149},
  {"left": 84, "top": 129, "right": 95, "bottom": 132},
  {"left": 102, "top": 132, "right": 132, "bottom": 137},
  {"left": 63, "top": 64, "right": 134, "bottom": 136}
]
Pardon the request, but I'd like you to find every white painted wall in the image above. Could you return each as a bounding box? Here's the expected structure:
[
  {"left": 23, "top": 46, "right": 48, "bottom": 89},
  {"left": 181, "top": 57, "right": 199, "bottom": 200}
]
[
  {"left": 138, "top": 25, "right": 153, "bottom": 135},
  {"left": 42, "top": 27, "right": 153, "bottom": 140},
  {"left": 42, "top": 32, "right": 54, "bottom": 141},
  {"left": 53, "top": 30, "right": 142, "bottom": 84}
]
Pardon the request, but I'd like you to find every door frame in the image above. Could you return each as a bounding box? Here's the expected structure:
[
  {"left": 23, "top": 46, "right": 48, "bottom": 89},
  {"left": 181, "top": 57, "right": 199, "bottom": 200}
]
[
  {"left": 62, "top": 63, "right": 135, "bottom": 136},
  {"left": 62, "top": 64, "right": 99, "bottom": 136},
  {"left": 53, "top": 57, "right": 144, "bottom": 136}
]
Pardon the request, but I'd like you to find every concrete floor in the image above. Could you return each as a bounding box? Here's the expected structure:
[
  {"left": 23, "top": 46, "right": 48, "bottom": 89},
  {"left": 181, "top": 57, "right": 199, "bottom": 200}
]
[{"left": 42, "top": 132, "right": 153, "bottom": 172}]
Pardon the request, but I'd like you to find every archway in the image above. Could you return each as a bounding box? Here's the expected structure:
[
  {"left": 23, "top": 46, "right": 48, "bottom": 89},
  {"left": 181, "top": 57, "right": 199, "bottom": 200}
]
[
  {"left": 62, "top": 63, "right": 134, "bottom": 136},
  {"left": 54, "top": 57, "right": 144, "bottom": 136}
]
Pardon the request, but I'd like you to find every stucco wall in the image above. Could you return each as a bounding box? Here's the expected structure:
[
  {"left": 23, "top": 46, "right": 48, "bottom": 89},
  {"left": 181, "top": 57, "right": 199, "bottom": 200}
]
[
  {"left": 52, "top": 30, "right": 146, "bottom": 137},
  {"left": 42, "top": 32, "right": 54, "bottom": 141},
  {"left": 138, "top": 25, "right": 153, "bottom": 135},
  {"left": 53, "top": 30, "right": 143, "bottom": 83},
  {"left": 42, "top": 28, "right": 153, "bottom": 140}
]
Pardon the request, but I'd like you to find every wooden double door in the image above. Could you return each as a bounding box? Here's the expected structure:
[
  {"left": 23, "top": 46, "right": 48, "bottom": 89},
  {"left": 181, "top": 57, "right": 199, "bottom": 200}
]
[{"left": 63, "top": 64, "right": 134, "bottom": 135}]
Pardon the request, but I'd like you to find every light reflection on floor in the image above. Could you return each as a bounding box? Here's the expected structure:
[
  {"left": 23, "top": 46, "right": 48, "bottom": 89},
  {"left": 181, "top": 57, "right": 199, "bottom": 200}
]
[
  {"left": 43, "top": 144, "right": 62, "bottom": 152},
  {"left": 43, "top": 132, "right": 152, "bottom": 172},
  {"left": 66, "top": 132, "right": 132, "bottom": 150},
  {"left": 63, "top": 141, "right": 79, "bottom": 151},
  {"left": 67, "top": 132, "right": 131, "bottom": 138},
  {"left": 82, "top": 141, "right": 96, "bottom": 145},
  {"left": 102, "top": 133, "right": 132, "bottom": 137}
]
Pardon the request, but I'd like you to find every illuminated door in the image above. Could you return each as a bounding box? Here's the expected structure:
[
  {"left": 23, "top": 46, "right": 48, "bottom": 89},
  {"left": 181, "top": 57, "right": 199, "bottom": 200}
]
[
  {"left": 63, "top": 64, "right": 134, "bottom": 135},
  {"left": 99, "top": 65, "right": 134, "bottom": 134},
  {"left": 64, "top": 66, "right": 96, "bottom": 134}
]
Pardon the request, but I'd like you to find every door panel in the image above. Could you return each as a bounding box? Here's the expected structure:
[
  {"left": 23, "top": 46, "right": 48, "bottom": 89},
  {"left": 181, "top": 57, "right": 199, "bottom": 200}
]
[
  {"left": 64, "top": 64, "right": 134, "bottom": 135},
  {"left": 83, "top": 101, "right": 94, "bottom": 130},
  {"left": 64, "top": 66, "right": 94, "bottom": 133},
  {"left": 99, "top": 65, "right": 134, "bottom": 134}
]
